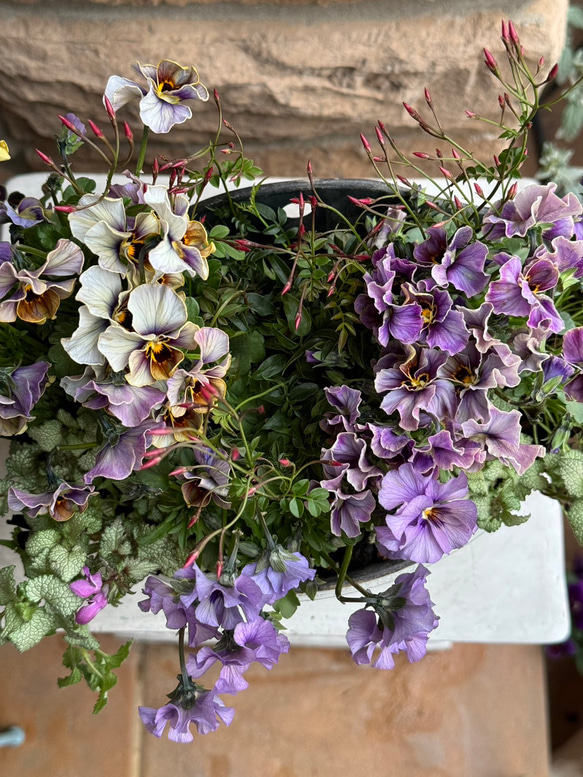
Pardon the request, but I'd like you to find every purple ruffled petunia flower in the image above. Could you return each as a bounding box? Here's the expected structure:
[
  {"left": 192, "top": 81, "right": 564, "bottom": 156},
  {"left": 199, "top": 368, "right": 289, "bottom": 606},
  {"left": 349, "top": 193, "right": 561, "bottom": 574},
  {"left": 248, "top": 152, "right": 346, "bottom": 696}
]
[
  {"left": 429, "top": 226, "right": 489, "bottom": 296},
  {"left": 483, "top": 182, "right": 582, "bottom": 239},
  {"left": 139, "top": 687, "right": 234, "bottom": 742},
  {"left": 242, "top": 547, "right": 315, "bottom": 604},
  {"left": 402, "top": 282, "right": 469, "bottom": 356},
  {"left": 84, "top": 420, "right": 157, "bottom": 484},
  {"left": 375, "top": 344, "right": 457, "bottom": 431},
  {"left": 330, "top": 489, "right": 377, "bottom": 538},
  {"left": 187, "top": 617, "right": 290, "bottom": 694},
  {"left": 8, "top": 482, "right": 94, "bottom": 522},
  {"left": 346, "top": 564, "right": 439, "bottom": 669},
  {"left": 375, "top": 463, "right": 477, "bottom": 563},
  {"left": 461, "top": 407, "right": 545, "bottom": 475},
  {"left": 485, "top": 255, "right": 563, "bottom": 333},
  {"left": 321, "top": 385, "right": 363, "bottom": 432},
  {"left": 0, "top": 361, "right": 50, "bottom": 436},
  {"left": 176, "top": 563, "right": 266, "bottom": 630},
  {"left": 70, "top": 566, "right": 108, "bottom": 624},
  {"left": 326, "top": 433, "right": 383, "bottom": 491}
]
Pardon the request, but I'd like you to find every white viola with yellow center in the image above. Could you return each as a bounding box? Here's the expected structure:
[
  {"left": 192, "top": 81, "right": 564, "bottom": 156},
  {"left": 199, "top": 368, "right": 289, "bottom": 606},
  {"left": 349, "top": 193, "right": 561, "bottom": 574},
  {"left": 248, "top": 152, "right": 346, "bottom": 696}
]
[
  {"left": 69, "top": 194, "right": 159, "bottom": 276},
  {"left": 145, "top": 185, "right": 213, "bottom": 280},
  {"left": 104, "top": 59, "right": 209, "bottom": 135},
  {"left": 97, "top": 283, "right": 198, "bottom": 387}
]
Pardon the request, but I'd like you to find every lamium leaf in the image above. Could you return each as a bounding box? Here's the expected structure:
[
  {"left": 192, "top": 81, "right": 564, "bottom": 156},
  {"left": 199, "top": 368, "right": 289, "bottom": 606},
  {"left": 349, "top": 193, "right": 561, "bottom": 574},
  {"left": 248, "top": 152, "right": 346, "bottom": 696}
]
[
  {"left": 48, "top": 545, "right": 87, "bottom": 582},
  {"left": 7, "top": 608, "right": 55, "bottom": 652},
  {"left": 558, "top": 451, "right": 583, "bottom": 497},
  {"left": 0, "top": 565, "right": 17, "bottom": 606},
  {"left": 566, "top": 499, "right": 583, "bottom": 545},
  {"left": 25, "top": 575, "right": 81, "bottom": 617}
]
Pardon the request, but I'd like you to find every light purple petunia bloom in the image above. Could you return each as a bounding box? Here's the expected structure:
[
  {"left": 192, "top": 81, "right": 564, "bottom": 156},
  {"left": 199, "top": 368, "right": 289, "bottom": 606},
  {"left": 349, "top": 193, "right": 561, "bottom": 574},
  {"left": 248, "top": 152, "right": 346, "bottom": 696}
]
[
  {"left": 176, "top": 563, "right": 266, "bottom": 630},
  {"left": 139, "top": 688, "right": 234, "bottom": 742},
  {"left": 483, "top": 182, "right": 582, "bottom": 239},
  {"left": 536, "top": 236, "right": 583, "bottom": 279},
  {"left": 179, "top": 446, "right": 232, "bottom": 510},
  {"left": 187, "top": 617, "right": 290, "bottom": 694},
  {"left": 346, "top": 564, "right": 439, "bottom": 670},
  {"left": 105, "top": 59, "right": 209, "bottom": 135},
  {"left": 139, "top": 575, "right": 219, "bottom": 646},
  {"left": 242, "top": 547, "right": 315, "bottom": 604},
  {"left": 8, "top": 481, "right": 94, "bottom": 522},
  {"left": 485, "top": 255, "right": 563, "bottom": 333},
  {"left": 461, "top": 407, "right": 545, "bottom": 475},
  {"left": 0, "top": 196, "right": 44, "bottom": 228},
  {"left": 84, "top": 420, "right": 156, "bottom": 484},
  {"left": 70, "top": 566, "right": 108, "bottom": 624},
  {"left": 412, "top": 429, "right": 484, "bottom": 474},
  {"left": 375, "top": 463, "right": 477, "bottom": 563},
  {"left": 367, "top": 424, "right": 413, "bottom": 460},
  {"left": 374, "top": 344, "right": 457, "bottom": 431},
  {"left": 429, "top": 226, "right": 489, "bottom": 297},
  {"left": 0, "top": 361, "right": 50, "bottom": 436}
]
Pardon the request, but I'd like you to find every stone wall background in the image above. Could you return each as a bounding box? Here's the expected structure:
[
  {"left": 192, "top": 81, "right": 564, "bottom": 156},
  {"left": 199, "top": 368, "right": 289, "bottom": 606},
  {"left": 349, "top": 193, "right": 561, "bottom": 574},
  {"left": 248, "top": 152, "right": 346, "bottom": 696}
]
[{"left": 0, "top": 0, "right": 569, "bottom": 181}]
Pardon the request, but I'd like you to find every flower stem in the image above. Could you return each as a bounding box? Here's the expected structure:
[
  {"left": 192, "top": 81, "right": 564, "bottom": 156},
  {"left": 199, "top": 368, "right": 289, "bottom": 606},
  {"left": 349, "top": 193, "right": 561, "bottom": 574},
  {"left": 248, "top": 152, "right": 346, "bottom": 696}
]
[{"left": 135, "top": 126, "right": 150, "bottom": 177}]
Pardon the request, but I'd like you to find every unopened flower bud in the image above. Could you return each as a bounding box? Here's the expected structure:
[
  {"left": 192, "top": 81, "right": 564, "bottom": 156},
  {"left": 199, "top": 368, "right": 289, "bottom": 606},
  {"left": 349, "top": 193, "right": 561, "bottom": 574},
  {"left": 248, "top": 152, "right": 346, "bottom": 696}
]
[
  {"left": 508, "top": 20, "right": 520, "bottom": 46},
  {"left": 123, "top": 121, "right": 133, "bottom": 142},
  {"left": 424, "top": 87, "right": 432, "bottom": 107},
  {"left": 465, "top": 110, "right": 477, "bottom": 119},
  {"left": 439, "top": 166, "right": 453, "bottom": 179},
  {"left": 360, "top": 134, "right": 372, "bottom": 153},
  {"left": 54, "top": 205, "right": 76, "bottom": 213},
  {"left": 281, "top": 280, "right": 292, "bottom": 295},
  {"left": 58, "top": 114, "right": 82, "bottom": 135},
  {"left": 375, "top": 126, "right": 385, "bottom": 145},
  {"left": 88, "top": 120, "right": 105, "bottom": 138},
  {"left": 473, "top": 182, "right": 485, "bottom": 198},
  {"left": 413, "top": 151, "right": 432, "bottom": 159},
  {"left": 483, "top": 48, "right": 498, "bottom": 72},
  {"left": 103, "top": 95, "right": 116, "bottom": 120},
  {"left": 278, "top": 458, "right": 292, "bottom": 467},
  {"left": 547, "top": 63, "right": 559, "bottom": 82},
  {"left": 35, "top": 148, "right": 55, "bottom": 166}
]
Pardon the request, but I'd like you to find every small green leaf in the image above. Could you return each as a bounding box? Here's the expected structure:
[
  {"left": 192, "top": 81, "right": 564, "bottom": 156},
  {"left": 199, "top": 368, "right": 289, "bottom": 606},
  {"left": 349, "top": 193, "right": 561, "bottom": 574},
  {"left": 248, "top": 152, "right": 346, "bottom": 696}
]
[{"left": 0, "top": 566, "right": 17, "bottom": 606}]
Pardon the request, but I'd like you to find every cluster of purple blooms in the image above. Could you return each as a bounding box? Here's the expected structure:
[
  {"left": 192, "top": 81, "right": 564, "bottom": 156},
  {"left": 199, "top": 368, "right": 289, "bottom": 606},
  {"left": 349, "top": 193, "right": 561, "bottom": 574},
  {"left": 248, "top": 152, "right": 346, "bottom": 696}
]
[
  {"left": 136, "top": 549, "right": 314, "bottom": 741},
  {"left": 317, "top": 182, "right": 583, "bottom": 650}
]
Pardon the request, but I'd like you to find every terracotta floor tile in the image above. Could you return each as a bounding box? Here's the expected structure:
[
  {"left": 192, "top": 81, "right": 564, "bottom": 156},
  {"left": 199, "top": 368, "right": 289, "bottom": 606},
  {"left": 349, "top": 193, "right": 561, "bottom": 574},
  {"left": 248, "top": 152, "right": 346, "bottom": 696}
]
[
  {"left": 0, "top": 634, "right": 140, "bottom": 777},
  {"left": 137, "top": 642, "right": 549, "bottom": 777}
]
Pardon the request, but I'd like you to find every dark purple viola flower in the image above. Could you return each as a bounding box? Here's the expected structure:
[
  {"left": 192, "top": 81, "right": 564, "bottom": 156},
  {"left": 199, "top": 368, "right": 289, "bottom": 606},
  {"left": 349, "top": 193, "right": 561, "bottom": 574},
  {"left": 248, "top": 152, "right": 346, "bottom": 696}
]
[
  {"left": 537, "top": 236, "right": 583, "bottom": 279},
  {"left": 430, "top": 226, "right": 489, "bottom": 296},
  {"left": 139, "top": 687, "right": 234, "bottom": 742},
  {"left": 328, "top": 432, "right": 383, "bottom": 491},
  {"left": 242, "top": 548, "right": 315, "bottom": 604},
  {"left": 413, "top": 227, "right": 448, "bottom": 266},
  {"left": 70, "top": 566, "right": 108, "bottom": 625},
  {"left": 187, "top": 617, "right": 290, "bottom": 694},
  {"left": 542, "top": 355, "right": 575, "bottom": 387},
  {"left": 375, "top": 345, "right": 457, "bottom": 431},
  {"left": 485, "top": 256, "right": 563, "bottom": 333},
  {"left": 0, "top": 361, "right": 50, "bottom": 436},
  {"left": 483, "top": 183, "right": 582, "bottom": 239},
  {"left": 403, "top": 282, "right": 469, "bottom": 355},
  {"left": 375, "top": 463, "right": 477, "bottom": 563},
  {"left": 569, "top": 579, "right": 583, "bottom": 631},
  {"left": 462, "top": 407, "right": 544, "bottom": 475},
  {"left": 546, "top": 639, "right": 578, "bottom": 659},
  {"left": 176, "top": 563, "right": 266, "bottom": 630},
  {"left": 322, "top": 385, "right": 362, "bottom": 432},
  {"left": 8, "top": 482, "right": 94, "bottom": 522},
  {"left": 346, "top": 564, "right": 439, "bottom": 669},
  {"left": 84, "top": 420, "right": 156, "bottom": 484},
  {"left": 330, "top": 489, "right": 376, "bottom": 538},
  {"left": 439, "top": 341, "right": 520, "bottom": 423},
  {"left": 563, "top": 327, "right": 583, "bottom": 367}
]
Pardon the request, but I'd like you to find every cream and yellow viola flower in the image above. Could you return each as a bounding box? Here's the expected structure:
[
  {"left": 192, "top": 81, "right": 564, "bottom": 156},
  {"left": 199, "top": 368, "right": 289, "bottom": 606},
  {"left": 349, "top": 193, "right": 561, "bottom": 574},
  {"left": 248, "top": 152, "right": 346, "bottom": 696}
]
[
  {"left": 97, "top": 283, "right": 199, "bottom": 387},
  {"left": 144, "top": 185, "right": 214, "bottom": 280},
  {"left": 68, "top": 194, "right": 159, "bottom": 277}
]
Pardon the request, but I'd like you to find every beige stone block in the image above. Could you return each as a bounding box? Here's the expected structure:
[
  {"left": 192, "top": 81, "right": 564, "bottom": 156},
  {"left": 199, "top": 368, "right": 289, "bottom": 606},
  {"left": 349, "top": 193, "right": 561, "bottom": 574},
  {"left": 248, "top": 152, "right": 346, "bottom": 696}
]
[
  {"left": 0, "top": 0, "right": 568, "bottom": 178},
  {"left": 138, "top": 643, "right": 549, "bottom": 777}
]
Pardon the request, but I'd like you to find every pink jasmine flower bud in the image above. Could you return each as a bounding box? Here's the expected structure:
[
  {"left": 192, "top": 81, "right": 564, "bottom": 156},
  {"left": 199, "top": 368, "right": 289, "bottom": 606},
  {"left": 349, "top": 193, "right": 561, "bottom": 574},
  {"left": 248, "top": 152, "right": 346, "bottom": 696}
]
[
  {"left": 424, "top": 87, "right": 432, "bottom": 107},
  {"left": 438, "top": 166, "right": 452, "bottom": 179},
  {"left": 87, "top": 120, "right": 104, "bottom": 138},
  {"left": 501, "top": 20, "right": 509, "bottom": 42},
  {"left": 465, "top": 110, "right": 477, "bottom": 118},
  {"left": 474, "top": 182, "right": 485, "bottom": 197},
  {"left": 278, "top": 458, "right": 292, "bottom": 467},
  {"left": 54, "top": 205, "right": 76, "bottom": 213},
  {"left": 548, "top": 63, "right": 559, "bottom": 82},
  {"left": 508, "top": 20, "right": 520, "bottom": 46},
  {"left": 397, "top": 175, "right": 412, "bottom": 187},
  {"left": 483, "top": 48, "right": 498, "bottom": 72},
  {"left": 123, "top": 121, "right": 133, "bottom": 142},
  {"left": 375, "top": 126, "right": 385, "bottom": 145},
  {"left": 58, "top": 114, "right": 82, "bottom": 135},
  {"left": 35, "top": 148, "right": 55, "bottom": 166},
  {"left": 103, "top": 94, "right": 116, "bottom": 120},
  {"left": 360, "top": 134, "right": 372, "bottom": 153}
]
